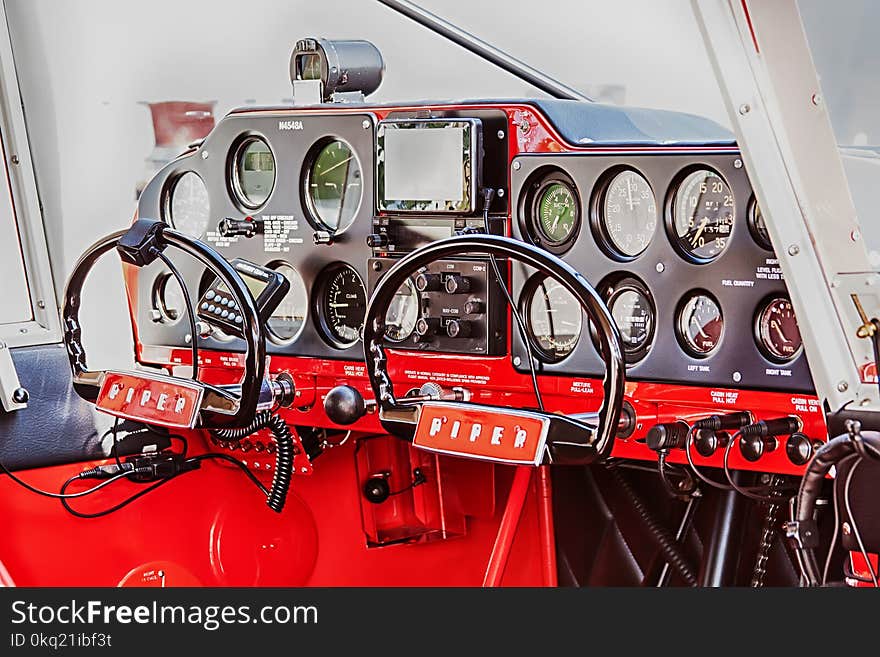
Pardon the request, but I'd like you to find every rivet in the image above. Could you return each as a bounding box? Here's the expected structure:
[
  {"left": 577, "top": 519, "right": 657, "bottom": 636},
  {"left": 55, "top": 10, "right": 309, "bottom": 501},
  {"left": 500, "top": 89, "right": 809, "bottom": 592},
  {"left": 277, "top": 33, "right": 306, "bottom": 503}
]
[
  {"left": 512, "top": 161, "right": 522, "bottom": 171},
  {"left": 201, "top": 150, "right": 209, "bottom": 160},
  {"left": 739, "top": 104, "right": 750, "bottom": 115},
  {"left": 733, "top": 371, "right": 742, "bottom": 383},
  {"left": 734, "top": 159, "right": 743, "bottom": 169},
  {"left": 362, "top": 119, "right": 370, "bottom": 130},
  {"left": 838, "top": 381, "right": 849, "bottom": 392},
  {"left": 655, "top": 262, "right": 665, "bottom": 273},
  {"left": 788, "top": 245, "right": 800, "bottom": 256}
]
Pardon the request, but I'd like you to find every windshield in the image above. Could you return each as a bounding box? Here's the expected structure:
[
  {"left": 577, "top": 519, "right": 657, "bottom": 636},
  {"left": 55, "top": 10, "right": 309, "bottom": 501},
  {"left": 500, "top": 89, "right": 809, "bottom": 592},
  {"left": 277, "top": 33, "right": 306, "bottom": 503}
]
[{"left": 799, "top": 0, "right": 880, "bottom": 264}]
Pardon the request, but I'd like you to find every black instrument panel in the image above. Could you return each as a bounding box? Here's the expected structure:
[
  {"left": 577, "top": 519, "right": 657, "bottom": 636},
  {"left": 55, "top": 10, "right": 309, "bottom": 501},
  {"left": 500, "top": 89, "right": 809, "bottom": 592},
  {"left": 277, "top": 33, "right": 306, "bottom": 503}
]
[{"left": 510, "top": 152, "right": 814, "bottom": 393}]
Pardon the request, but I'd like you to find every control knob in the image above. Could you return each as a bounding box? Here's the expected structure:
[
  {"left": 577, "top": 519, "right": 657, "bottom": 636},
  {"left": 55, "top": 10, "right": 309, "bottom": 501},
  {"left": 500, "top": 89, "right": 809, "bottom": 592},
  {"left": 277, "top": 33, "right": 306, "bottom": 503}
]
[
  {"left": 463, "top": 299, "right": 485, "bottom": 315},
  {"left": 446, "top": 319, "right": 472, "bottom": 339},
  {"left": 415, "top": 273, "right": 442, "bottom": 292},
  {"left": 415, "top": 317, "right": 440, "bottom": 340},
  {"left": 366, "top": 233, "right": 389, "bottom": 248},
  {"left": 444, "top": 275, "right": 471, "bottom": 294}
]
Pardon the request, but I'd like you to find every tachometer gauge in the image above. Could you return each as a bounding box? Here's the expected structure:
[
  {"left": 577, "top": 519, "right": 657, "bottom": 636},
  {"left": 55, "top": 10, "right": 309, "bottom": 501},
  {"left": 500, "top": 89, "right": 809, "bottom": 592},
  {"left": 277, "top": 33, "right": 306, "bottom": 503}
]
[
  {"left": 384, "top": 278, "right": 419, "bottom": 342},
  {"left": 303, "top": 139, "right": 362, "bottom": 233},
  {"left": 266, "top": 263, "right": 308, "bottom": 344},
  {"left": 316, "top": 263, "right": 366, "bottom": 347},
  {"left": 748, "top": 199, "right": 773, "bottom": 251},
  {"left": 598, "top": 169, "right": 657, "bottom": 259},
  {"left": 600, "top": 276, "right": 655, "bottom": 364},
  {"left": 677, "top": 292, "right": 723, "bottom": 357},
  {"left": 755, "top": 296, "right": 802, "bottom": 362},
  {"left": 232, "top": 136, "right": 275, "bottom": 209},
  {"left": 522, "top": 274, "right": 582, "bottom": 362},
  {"left": 166, "top": 172, "right": 210, "bottom": 238},
  {"left": 671, "top": 169, "right": 734, "bottom": 262}
]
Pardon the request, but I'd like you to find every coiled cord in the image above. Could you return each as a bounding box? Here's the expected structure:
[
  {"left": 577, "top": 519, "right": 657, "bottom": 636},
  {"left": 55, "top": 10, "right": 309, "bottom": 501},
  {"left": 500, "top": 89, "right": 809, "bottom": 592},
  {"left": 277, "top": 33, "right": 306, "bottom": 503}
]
[
  {"left": 606, "top": 465, "right": 698, "bottom": 586},
  {"left": 213, "top": 411, "right": 295, "bottom": 513}
]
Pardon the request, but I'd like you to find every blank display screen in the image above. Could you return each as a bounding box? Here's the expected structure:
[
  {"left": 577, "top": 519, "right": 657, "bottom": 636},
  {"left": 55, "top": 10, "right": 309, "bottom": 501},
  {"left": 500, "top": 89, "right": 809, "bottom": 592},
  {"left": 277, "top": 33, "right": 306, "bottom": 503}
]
[{"left": 383, "top": 127, "right": 464, "bottom": 201}]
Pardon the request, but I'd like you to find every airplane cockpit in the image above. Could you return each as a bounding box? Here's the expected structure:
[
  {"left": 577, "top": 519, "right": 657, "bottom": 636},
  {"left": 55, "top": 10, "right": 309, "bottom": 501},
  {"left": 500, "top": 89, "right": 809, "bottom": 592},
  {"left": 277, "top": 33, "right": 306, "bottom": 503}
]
[{"left": 1, "top": 0, "right": 879, "bottom": 589}]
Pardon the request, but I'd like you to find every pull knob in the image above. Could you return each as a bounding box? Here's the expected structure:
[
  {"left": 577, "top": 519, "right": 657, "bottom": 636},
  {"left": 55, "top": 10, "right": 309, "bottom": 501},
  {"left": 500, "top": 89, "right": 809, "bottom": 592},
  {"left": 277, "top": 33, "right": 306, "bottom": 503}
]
[
  {"left": 739, "top": 433, "right": 778, "bottom": 462},
  {"left": 324, "top": 385, "right": 375, "bottom": 426},
  {"left": 444, "top": 275, "right": 471, "bottom": 294},
  {"left": 693, "top": 429, "right": 731, "bottom": 457},
  {"left": 446, "top": 319, "right": 472, "bottom": 339},
  {"left": 786, "top": 432, "right": 821, "bottom": 466},
  {"left": 415, "top": 273, "right": 442, "bottom": 292}
]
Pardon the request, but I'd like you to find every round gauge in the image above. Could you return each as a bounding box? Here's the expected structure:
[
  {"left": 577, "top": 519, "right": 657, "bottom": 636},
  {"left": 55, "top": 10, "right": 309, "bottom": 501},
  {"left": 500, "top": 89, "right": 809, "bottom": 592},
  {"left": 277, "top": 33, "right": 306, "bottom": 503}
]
[
  {"left": 153, "top": 273, "right": 186, "bottom": 324},
  {"left": 748, "top": 199, "right": 773, "bottom": 251},
  {"left": 677, "top": 292, "right": 723, "bottom": 357},
  {"left": 600, "top": 276, "right": 655, "bottom": 363},
  {"left": 166, "top": 172, "right": 210, "bottom": 238},
  {"left": 670, "top": 169, "right": 735, "bottom": 262},
  {"left": 522, "top": 275, "right": 582, "bottom": 362},
  {"left": 303, "top": 139, "right": 363, "bottom": 233},
  {"left": 598, "top": 169, "right": 657, "bottom": 258},
  {"left": 316, "top": 264, "right": 366, "bottom": 347},
  {"left": 522, "top": 170, "right": 580, "bottom": 254},
  {"left": 266, "top": 263, "right": 308, "bottom": 344},
  {"left": 385, "top": 278, "right": 420, "bottom": 343},
  {"left": 232, "top": 137, "right": 275, "bottom": 208},
  {"left": 755, "top": 296, "right": 803, "bottom": 362}
]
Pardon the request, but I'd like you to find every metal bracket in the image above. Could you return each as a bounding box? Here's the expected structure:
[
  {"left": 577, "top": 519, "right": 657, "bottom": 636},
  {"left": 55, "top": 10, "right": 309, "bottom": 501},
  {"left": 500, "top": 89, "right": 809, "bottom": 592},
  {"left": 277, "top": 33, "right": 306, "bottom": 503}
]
[
  {"left": 292, "top": 79, "right": 323, "bottom": 106},
  {"left": 0, "top": 341, "right": 27, "bottom": 411}
]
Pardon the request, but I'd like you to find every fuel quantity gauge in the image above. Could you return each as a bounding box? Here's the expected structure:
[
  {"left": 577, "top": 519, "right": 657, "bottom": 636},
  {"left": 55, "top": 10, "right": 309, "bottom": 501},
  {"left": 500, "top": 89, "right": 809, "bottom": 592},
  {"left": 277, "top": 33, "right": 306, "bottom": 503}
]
[
  {"left": 677, "top": 292, "right": 723, "bottom": 357},
  {"left": 755, "top": 296, "right": 802, "bottom": 363}
]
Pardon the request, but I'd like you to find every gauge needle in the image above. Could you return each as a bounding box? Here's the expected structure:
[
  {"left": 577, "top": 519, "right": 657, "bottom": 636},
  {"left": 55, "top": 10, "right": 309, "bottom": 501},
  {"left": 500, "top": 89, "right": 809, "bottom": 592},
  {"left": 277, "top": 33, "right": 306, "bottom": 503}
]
[
  {"left": 329, "top": 303, "right": 349, "bottom": 308},
  {"left": 771, "top": 319, "right": 791, "bottom": 343},
  {"left": 626, "top": 177, "right": 635, "bottom": 210},
  {"left": 691, "top": 316, "right": 709, "bottom": 338},
  {"left": 691, "top": 217, "right": 708, "bottom": 247},
  {"left": 319, "top": 156, "right": 353, "bottom": 177},
  {"left": 550, "top": 214, "right": 560, "bottom": 235}
]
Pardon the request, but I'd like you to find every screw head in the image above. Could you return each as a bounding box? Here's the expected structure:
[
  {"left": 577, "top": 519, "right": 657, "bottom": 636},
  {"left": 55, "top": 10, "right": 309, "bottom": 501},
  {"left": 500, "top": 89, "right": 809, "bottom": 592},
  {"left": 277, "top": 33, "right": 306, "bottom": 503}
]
[
  {"left": 512, "top": 161, "right": 522, "bottom": 171},
  {"left": 497, "top": 129, "right": 505, "bottom": 139},
  {"left": 838, "top": 381, "right": 849, "bottom": 392},
  {"left": 734, "top": 159, "right": 743, "bottom": 169},
  {"left": 733, "top": 371, "right": 742, "bottom": 383},
  {"left": 739, "top": 104, "right": 751, "bottom": 115},
  {"left": 812, "top": 93, "right": 822, "bottom": 106},
  {"left": 362, "top": 119, "right": 370, "bottom": 130},
  {"left": 513, "top": 356, "right": 522, "bottom": 367},
  {"left": 10, "top": 154, "right": 19, "bottom": 165},
  {"left": 497, "top": 188, "right": 505, "bottom": 198},
  {"left": 655, "top": 262, "right": 665, "bottom": 273},
  {"left": 843, "top": 521, "right": 851, "bottom": 535},
  {"left": 788, "top": 244, "right": 800, "bottom": 256},
  {"left": 201, "top": 150, "right": 209, "bottom": 160}
]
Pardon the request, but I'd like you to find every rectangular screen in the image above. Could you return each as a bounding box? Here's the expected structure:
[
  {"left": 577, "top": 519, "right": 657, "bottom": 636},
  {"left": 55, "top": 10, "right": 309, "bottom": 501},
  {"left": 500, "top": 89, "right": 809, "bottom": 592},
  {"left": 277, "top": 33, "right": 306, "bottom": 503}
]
[{"left": 377, "top": 119, "right": 481, "bottom": 213}]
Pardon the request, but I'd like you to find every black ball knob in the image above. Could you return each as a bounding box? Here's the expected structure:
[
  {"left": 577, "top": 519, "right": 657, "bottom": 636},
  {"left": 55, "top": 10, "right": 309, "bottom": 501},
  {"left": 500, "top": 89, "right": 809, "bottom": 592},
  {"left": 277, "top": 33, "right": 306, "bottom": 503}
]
[
  {"left": 739, "top": 433, "right": 777, "bottom": 462},
  {"left": 786, "top": 432, "right": 818, "bottom": 466},
  {"left": 323, "top": 385, "right": 366, "bottom": 426},
  {"left": 11, "top": 387, "right": 28, "bottom": 404},
  {"left": 363, "top": 476, "right": 391, "bottom": 504},
  {"left": 694, "top": 429, "right": 730, "bottom": 457}
]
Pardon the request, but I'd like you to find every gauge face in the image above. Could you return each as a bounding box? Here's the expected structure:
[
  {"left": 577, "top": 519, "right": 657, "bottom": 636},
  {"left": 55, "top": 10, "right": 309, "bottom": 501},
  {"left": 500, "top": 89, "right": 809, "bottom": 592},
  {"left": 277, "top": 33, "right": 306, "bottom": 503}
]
[
  {"left": 233, "top": 137, "right": 275, "bottom": 208},
  {"left": 524, "top": 276, "right": 582, "bottom": 362},
  {"left": 677, "top": 292, "right": 723, "bottom": 356},
  {"left": 671, "top": 169, "right": 734, "bottom": 262},
  {"left": 602, "top": 277, "right": 654, "bottom": 363},
  {"left": 267, "top": 263, "right": 308, "bottom": 344},
  {"left": 305, "top": 139, "right": 363, "bottom": 233},
  {"left": 168, "top": 172, "right": 210, "bottom": 238},
  {"left": 600, "top": 169, "right": 657, "bottom": 258},
  {"left": 535, "top": 180, "right": 579, "bottom": 246},
  {"left": 756, "top": 297, "right": 802, "bottom": 362},
  {"left": 317, "top": 264, "right": 366, "bottom": 347},
  {"left": 385, "top": 278, "right": 419, "bottom": 342},
  {"left": 155, "top": 274, "right": 185, "bottom": 323},
  {"left": 748, "top": 200, "right": 773, "bottom": 250}
]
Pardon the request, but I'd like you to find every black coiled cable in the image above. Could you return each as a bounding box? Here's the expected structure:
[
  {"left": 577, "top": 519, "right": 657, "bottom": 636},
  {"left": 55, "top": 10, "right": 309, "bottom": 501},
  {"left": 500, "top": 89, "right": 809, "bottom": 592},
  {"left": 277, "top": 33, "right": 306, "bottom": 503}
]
[
  {"left": 213, "top": 411, "right": 294, "bottom": 513},
  {"left": 606, "top": 465, "right": 698, "bottom": 587}
]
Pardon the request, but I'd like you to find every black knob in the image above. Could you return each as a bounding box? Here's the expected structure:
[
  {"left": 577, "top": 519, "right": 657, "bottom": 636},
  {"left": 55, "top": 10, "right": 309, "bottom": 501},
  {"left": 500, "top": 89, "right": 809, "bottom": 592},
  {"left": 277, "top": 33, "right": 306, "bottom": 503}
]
[
  {"left": 415, "top": 273, "right": 442, "bottom": 292},
  {"left": 739, "top": 433, "right": 778, "bottom": 462},
  {"left": 218, "top": 217, "right": 261, "bottom": 237},
  {"left": 693, "top": 429, "right": 731, "bottom": 457},
  {"left": 415, "top": 317, "right": 440, "bottom": 340},
  {"left": 646, "top": 421, "right": 689, "bottom": 451},
  {"left": 324, "top": 385, "right": 366, "bottom": 426},
  {"left": 464, "top": 299, "right": 485, "bottom": 315},
  {"left": 445, "top": 275, "right": 471, "bottom": 294},
  {"left": 366, "top": 233, "right": 389, "bottom": 248},
  {"left": 11, "top": 387, "right": 28, "bottom": 404},
  {"left": 446, "top": 319, "right": 472, "bottom": 339},
  {"left": 363, "top": 476, "right": 391, "bottom": 504},
  {"left": 786, "top": 432, "right": 819, "bottom": 466}
]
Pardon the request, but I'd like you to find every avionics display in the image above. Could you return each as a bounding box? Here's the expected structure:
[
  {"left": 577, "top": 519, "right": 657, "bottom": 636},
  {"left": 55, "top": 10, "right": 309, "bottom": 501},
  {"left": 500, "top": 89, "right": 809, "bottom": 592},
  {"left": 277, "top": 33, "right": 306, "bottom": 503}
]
[{"left": 377, "top": 119, "right": 481, "bottom": 214}]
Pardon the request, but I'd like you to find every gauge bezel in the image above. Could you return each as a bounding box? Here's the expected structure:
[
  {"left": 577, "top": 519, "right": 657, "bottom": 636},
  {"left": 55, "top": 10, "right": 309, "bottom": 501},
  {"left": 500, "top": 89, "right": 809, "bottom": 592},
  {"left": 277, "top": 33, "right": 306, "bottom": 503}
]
[
  {"left": 151, "top": 273, "right": 184, "bottom": 325},
  {"left": 265, "top": 261, "right": 308, "bottom": 346},
  {"left": 162, "top": 170, "right": 210, "bottom": 238},
  {"left": 754, "top": 294, "right": 803, "bottom": 364},
  {"left": 313, "top": 262, "right": 366, "bottom": 349},
  {"left": 384, "top": 277, "right": 420, "bottom": 343},
  {"left": 747, "top": 196, "right": 774, "bottom": 251},
  {"left": 675, "top": 289, "right": 724, "bottom": 358},
  {"left": 228, "top": 134, "right": 276, "bottom": 211},
  {"left": 520, "top": 272, "right": 583, "bottom": 363},
  {"left": 590, "top": 166, "right": 658, "bottom": 262},
  {"left": 665, "top": 166, "right": 735, "bottom": 264},
  {"left": 596, "top": 274, "right": 656, "bottom": 365},
  {"left": 518, "top": 167, "right": 581, "bottom": 255},
  {"left": 301, "top": 136, "right": 364, "bottom": 235}
]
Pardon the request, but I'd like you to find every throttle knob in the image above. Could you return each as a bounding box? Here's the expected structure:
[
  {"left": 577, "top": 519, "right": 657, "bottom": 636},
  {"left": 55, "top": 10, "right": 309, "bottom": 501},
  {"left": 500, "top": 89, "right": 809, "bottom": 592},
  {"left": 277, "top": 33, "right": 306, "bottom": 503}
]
[
  {"left": 324, "top": 385, "right": 367, "bottom": 426},
  {"left": 444, "top": 275, "right": 471, "bottom": 294}
]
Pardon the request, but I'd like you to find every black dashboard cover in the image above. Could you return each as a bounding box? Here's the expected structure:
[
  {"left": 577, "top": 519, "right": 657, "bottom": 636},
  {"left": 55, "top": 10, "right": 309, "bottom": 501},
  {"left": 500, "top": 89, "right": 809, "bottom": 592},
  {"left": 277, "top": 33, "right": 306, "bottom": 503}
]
[{"left": 0, "top": 343, "right": 104, "bottom": 471}]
